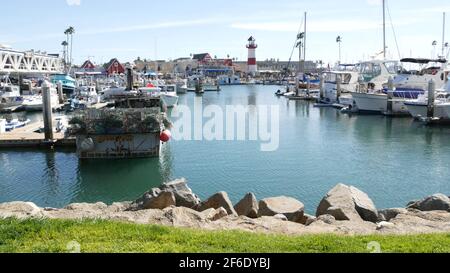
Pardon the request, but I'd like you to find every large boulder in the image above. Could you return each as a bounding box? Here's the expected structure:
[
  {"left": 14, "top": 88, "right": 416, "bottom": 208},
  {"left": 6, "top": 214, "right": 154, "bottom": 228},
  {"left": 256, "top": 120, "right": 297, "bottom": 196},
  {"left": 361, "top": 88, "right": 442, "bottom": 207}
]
[
  {"left": 132, "top": 178, "right": 201, "bottom": 210},
  {"left": 407, "top": 194, "right": 450, "bottom": 212},
  {"left": 197, "top": 192, "right": 237, "bottom": 216},
  {"left": 258, "top": 196, "right": 304, "bottom": 222},
  {"left": 142, "top": 191, "right": 176, "bottom": 210},
  {"left": 378, "top": 208, "right": 408, "bottom": 222},
  {"left": 0, "top": 202, "right": 43, "bottom": 219},
  {"left": 159, "top": 178, "right": 201, "bottom": 208},
  {"left": 234, "top": 193, "right": 259, "bottom": 218},
  {"left": 316, "top": 184, "right": 378, "bottom": 222}
]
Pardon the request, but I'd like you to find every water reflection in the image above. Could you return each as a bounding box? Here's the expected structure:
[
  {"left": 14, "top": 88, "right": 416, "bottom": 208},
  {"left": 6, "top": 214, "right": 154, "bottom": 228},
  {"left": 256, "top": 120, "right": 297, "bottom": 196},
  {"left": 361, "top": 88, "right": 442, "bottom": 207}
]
[{"left": 74, "top": 155, "right": 168, "bottom": 204}]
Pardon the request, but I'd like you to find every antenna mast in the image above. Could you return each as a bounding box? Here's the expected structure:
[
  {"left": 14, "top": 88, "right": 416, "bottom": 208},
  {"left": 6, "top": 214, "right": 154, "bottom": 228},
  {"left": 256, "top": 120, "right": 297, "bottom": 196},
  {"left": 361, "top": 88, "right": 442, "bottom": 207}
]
[{"left": 383, "top": 0, "right": 386, "bottom": 59}]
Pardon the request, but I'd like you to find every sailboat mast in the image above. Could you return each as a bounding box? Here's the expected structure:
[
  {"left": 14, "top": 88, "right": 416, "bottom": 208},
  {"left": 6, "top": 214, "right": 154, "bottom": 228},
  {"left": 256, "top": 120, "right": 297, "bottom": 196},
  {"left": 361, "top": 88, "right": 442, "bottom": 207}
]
[
  {"left": 442, "top": 12, "right": 446, "bottom": 58},
  {"left": 383, "top": 0, "right": 386, "bottom": 59},
  {"left": 303, "top": 11, "right": 307, "bottom": 73}
]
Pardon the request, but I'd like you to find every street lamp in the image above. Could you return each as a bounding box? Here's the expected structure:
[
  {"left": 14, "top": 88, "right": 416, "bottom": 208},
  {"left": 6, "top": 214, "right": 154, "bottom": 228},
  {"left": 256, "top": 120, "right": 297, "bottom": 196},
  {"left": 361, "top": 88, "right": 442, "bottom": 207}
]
[
  {"left": 336, "top": 36, "right": 342, "bottom": 64},
  {"left": 432, "top": 40, "right": 438, "bottom": 58}
]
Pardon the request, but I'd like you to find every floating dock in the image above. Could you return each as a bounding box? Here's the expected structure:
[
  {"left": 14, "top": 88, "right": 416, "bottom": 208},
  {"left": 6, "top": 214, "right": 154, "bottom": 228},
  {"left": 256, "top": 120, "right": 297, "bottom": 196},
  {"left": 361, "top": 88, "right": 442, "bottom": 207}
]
[{"left": 0, "top": 120, "right": 75, "bottom": 148}]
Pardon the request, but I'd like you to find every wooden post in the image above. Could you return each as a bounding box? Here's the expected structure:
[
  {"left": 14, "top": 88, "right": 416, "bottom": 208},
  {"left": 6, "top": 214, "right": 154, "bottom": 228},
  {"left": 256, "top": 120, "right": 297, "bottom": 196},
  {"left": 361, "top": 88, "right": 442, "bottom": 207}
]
[
  {"left": 126, "top": 68, "right": 133, "bottom": 91},
  {"left": 336, "top": 74, "right": 341, "bottom": 102},
  {"left": 57, "top": 81, "right": 64, "bottom": 104},
  {"left": 319, "top": 74, "right": 324, "bottom": 101},
  {"left": 427, "top": 79, "right": 436, "bottom": 118},
  {"left": 42, "top": 81, "right": 54, "bottom": 141},
  {"left": 386, "top": 76, "right": 394, "bottom": 114}
]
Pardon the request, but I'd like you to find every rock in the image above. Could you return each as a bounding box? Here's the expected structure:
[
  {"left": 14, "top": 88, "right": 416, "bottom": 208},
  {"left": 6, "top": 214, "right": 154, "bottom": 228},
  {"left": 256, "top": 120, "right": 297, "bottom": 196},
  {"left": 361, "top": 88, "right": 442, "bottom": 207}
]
[
  {"left": 142, "top": 191, "right": 176, "bottom": 210},
  {"left": 376, "top": 221, "right": 395, "bottom": 230},
  {"left": 211, "top": 207, "right": 228, "bottom": 221},
  {"left": 107, "top": 202, "right": 132, "bottom": 212},
  {"left": 64, "top": 202, "right": 108, "bottom": 211},
  {"left": 201, "top": 207, "right": 229, "bottom": 221},
  {"left": 315, "top": 214, "right": 336, "bottom": 225},
  {"left": 349, "top": 186, "right": 378, "bottom": 222},
  {"left": 378, "top": 208, "right": 408, "bottom": 222},
  {"left": 162, "top": 207, "right": 207, "bottom": 228},
  {"left": 407, "top": 194, "right": 450, "bottom": 212},
  {"left": 258, "top": 196, "right": 304, "bottom": 222},
  {"left": 0, "top": 202, "right": 43, "bottom": 219},
  {"left": 273, "top": 214, "right": 288, "bottom": 221},
  {"left": 316, "top": 184, "right": 378, "bottom": 222},
  {"left": 159, "top": 178, "right": 201, "bottom": 208},
  {"left": 197, "top": 192, "right": 237, "bottom": 216},
  {"left": 234, "top": 193, "right": 259, "bottom": 218},
  {"left": 298, "top": 213, "right": 316, "bottom": 226},
  {"left": 131, "top": 179, "right": 201, "bottom": 210}
]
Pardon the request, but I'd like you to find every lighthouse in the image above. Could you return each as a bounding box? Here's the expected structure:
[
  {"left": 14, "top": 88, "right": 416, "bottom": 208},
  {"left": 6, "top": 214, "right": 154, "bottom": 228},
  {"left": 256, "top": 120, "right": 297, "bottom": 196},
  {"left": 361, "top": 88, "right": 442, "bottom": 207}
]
[{"left": 246, "top": 36, "right": 258, "bottom": 75}]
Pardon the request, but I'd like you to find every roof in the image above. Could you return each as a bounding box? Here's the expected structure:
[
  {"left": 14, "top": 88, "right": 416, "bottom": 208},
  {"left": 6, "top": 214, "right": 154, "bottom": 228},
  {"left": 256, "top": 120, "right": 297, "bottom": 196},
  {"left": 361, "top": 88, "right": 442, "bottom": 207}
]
[
  {"left": 192, "top": 53, "right": 211, "bottom": 61},
  {"left": 105, "top": 58, "right": 125, "bottom": 70},
  {"left": 400, "top": 58, "right": 447, "bottom": 64}
]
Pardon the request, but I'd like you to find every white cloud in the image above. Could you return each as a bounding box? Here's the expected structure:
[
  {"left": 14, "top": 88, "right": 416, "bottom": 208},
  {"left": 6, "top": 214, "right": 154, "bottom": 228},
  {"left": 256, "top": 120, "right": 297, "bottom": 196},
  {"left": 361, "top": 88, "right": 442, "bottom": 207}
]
[{"left": 66, "top": 0, "right": 81, "bottom": 6}]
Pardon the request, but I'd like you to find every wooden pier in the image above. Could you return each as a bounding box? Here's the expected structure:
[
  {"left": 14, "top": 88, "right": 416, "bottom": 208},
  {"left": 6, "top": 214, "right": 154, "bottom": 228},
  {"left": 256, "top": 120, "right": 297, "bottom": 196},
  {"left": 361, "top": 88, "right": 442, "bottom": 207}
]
[{"left": 0, "top": 121, "right": 75, "bottom": 148}]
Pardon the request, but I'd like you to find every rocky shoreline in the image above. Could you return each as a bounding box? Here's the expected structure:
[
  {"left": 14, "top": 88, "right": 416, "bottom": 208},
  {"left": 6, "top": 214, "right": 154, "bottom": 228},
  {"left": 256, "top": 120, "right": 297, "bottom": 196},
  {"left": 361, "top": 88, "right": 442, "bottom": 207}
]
[{"left": 1, "top": 179, "right": 449, "bottom": 235}]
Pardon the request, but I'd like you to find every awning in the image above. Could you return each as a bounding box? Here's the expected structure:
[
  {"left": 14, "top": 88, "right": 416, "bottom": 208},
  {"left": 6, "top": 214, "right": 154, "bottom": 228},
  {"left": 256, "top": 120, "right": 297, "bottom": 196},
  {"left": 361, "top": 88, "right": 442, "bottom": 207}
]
[{"left": 400, "top": 58, "right": 447, "bottom": 64}]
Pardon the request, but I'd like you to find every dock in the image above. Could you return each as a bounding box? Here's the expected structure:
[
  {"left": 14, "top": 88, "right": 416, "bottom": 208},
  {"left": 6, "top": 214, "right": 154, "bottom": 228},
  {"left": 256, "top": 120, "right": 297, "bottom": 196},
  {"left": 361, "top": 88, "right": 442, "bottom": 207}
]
[{"left": 0, "top": 120, "right": 76, "bottom": 148}]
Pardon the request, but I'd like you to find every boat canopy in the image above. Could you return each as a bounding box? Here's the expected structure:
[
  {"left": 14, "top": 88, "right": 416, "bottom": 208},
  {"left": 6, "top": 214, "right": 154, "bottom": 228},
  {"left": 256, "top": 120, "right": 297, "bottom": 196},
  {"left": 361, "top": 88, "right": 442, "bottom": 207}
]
[{"left": 400, "top": 58, "right": 447, "bottom": 64}]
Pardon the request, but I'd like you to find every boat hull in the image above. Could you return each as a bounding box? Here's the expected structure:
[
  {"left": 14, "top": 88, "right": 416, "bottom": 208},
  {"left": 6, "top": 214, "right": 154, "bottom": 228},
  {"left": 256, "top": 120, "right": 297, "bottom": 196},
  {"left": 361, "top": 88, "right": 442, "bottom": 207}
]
[
  {"left": 351, "top": 92, "right": 387, "bottom": 113},
  {"left": 405, "top": 102, "right": 450, "bottom": 119},
  {"left": 161, "top": 94, "right": 179, "bottom": 108}
]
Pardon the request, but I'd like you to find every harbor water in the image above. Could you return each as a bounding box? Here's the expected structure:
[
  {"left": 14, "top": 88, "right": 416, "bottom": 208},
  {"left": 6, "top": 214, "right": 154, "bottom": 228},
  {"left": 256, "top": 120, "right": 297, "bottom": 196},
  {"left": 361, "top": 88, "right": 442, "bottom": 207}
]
[{"left": 1, "top": 85, "right": 450, "bottom": 214}]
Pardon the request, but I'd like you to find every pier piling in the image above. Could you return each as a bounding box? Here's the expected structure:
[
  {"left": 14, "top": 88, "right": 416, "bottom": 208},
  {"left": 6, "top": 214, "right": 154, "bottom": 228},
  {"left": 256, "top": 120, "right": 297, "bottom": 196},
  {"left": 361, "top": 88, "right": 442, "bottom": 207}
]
[
  {"left": 427, "top": 79, "right": 436, "bottom": 118},
  {"left": 336, "top": 74, "right": 342, "bottom": 102},
  {"left": 319, "top": 74, "right": 324, "bottom": 101},
  {"left": 57, "top": 81, "right": 64, "bottom": 104},
  {"left": 42, "top": 81, "right": 54, "bottom": 141},
  {"left": 386, "top": 76, "right": 394, "bottom": 114}
]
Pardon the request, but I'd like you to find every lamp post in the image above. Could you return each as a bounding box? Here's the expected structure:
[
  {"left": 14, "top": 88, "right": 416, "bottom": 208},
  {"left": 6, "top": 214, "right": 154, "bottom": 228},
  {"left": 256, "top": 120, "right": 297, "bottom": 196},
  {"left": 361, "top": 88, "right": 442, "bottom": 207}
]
[
  {"left": 432, "top": 40, "right": 438, "bottom": 58},
  {"left": 336, "top": 36, "right": 342, "bottom": 64}
]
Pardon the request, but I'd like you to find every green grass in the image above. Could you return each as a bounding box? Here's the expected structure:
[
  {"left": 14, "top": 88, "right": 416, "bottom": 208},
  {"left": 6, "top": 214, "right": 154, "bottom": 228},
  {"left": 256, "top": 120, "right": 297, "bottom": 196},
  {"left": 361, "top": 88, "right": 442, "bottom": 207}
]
[{"left": 0, "top": 218, "right": 449, "bottom": 253}]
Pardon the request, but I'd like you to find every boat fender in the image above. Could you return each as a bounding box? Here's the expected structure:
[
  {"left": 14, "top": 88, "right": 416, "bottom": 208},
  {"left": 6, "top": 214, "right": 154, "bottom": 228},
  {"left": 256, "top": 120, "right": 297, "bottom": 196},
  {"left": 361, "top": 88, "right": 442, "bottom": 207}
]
[
  {"left": 80, "top": 138, "right": 95, "bottom": 152},
  {"left": 160, "top": 130, "right": 171, "bottom": 142}
]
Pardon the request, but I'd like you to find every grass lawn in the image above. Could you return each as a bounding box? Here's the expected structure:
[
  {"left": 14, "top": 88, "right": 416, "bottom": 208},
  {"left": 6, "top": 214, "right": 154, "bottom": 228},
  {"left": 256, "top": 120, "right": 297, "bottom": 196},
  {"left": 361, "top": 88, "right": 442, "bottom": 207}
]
[{"left": 0, "top": 218, "right": 449, "bottom": 253}]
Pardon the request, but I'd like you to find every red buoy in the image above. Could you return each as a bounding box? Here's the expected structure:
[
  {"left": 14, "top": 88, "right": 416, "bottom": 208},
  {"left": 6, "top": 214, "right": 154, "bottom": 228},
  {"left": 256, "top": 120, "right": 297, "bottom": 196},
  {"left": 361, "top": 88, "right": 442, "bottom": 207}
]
[{"left": 160, "top": 130, "right": 171, "bottom": 142}]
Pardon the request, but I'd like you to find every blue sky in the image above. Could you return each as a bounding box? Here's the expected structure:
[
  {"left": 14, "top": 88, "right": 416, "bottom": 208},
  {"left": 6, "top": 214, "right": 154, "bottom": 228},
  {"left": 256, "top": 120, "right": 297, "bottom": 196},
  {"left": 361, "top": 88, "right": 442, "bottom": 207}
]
[{"left": 1, "top": 0, "right": 449, "bottom": 65}]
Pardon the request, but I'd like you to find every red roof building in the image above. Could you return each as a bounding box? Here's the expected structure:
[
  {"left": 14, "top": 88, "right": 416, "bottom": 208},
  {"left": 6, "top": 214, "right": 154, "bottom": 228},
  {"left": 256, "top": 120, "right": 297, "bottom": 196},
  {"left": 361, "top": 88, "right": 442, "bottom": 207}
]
[
  {"left": 105, "top": 58, "right": 125, "bottom": 75},
  {"left": 81, "top": 60, "right": 96, "bottom": 70}
]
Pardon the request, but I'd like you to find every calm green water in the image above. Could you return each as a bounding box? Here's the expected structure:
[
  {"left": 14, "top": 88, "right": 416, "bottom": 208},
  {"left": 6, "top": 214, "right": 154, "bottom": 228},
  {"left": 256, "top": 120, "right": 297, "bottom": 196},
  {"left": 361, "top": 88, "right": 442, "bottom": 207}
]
[{"left": 1, "top": 85, "right": 450, "bottom": 213}]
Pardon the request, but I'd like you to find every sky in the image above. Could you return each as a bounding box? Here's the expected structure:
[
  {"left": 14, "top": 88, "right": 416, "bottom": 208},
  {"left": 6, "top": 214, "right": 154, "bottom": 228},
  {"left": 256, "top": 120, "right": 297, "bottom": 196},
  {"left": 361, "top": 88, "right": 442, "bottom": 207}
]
[{"left": 1, "top": 0, "right": 450, "bottom": 66}]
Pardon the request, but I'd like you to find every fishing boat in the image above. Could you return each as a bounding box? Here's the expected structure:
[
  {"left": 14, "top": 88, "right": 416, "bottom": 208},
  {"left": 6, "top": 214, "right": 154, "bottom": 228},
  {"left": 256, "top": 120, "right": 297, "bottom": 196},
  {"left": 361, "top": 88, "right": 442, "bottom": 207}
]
[{"left": 51, "top": 74, "right": 76, "bottom": 95}]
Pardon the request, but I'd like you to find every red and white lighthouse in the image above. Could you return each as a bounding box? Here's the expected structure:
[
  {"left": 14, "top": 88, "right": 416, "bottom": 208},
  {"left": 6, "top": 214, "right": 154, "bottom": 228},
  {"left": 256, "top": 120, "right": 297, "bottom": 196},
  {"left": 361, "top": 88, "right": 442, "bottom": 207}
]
[{"left": 246, "top": 36, "right": 258, "bottom": 74}]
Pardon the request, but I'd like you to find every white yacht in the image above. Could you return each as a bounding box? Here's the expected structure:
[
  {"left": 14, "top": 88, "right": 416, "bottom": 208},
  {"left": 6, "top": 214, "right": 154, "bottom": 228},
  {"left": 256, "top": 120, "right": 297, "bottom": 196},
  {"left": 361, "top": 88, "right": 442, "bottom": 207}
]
[
  {"left": 22, "top": 84, "right": 60, "bottom": 112},
  {"left": 321, "top": 69, "right": 359, "bottom": 106},
  {"left": 0, "top": 77, "right": 23, "bottom": 111},
  {"left": 404, "top": 76, "right": 450, "bottom": 119},
  {"left": 350, "top": 60, "right": 402, "bottom": 114}
]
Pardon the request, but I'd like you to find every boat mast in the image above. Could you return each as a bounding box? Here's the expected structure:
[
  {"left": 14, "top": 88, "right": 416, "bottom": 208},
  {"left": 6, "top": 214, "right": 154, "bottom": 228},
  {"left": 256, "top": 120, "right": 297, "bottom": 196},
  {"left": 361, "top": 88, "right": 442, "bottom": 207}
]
[
  {"left": 383, "top": 0, "right": 386, "bottom": 60},
  {"left": 303, "top": 12, "right": 307, "bottom": 73},
  {"left": 442, "top": 12, "right": 446, "bottom": 58}
]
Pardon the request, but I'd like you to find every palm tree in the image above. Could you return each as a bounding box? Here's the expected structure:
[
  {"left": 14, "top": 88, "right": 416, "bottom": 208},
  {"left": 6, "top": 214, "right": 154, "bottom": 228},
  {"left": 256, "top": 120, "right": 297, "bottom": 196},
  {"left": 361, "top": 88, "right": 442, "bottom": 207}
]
[
  {"left": 61, "top": 41, "right": 68, "bottom": 65},
  {"left": 64, "top": 26, "right": 75, "bottom": 67}
]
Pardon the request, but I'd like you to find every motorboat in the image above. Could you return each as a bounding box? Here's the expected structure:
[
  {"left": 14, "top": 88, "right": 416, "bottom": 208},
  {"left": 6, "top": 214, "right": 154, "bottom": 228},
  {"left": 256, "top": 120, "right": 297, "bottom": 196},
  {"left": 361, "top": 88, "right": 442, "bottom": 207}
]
[
  {"left": 404, "top": 76, "right": 450, "bottom": 119},
  {"left": 0, "top": 76, "right": 23, "bottom": 111},
  {"left": 160, "top": 85, "right": 179, "bottom": 107},
  {"left": 321, "top": 70, "right": 359, "bottom": 106},
  {"left": 4, "top": 118, "right": 31, "bottom": 131}
]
